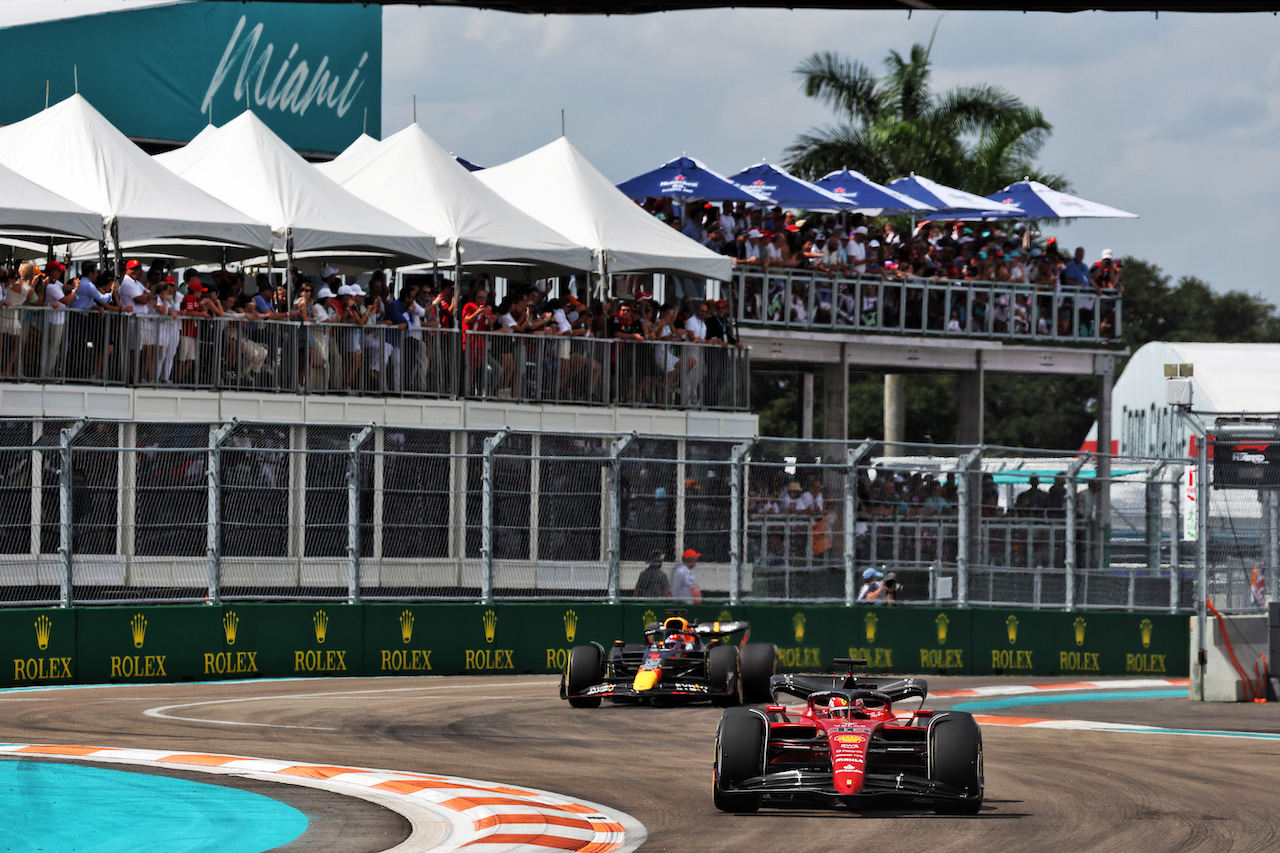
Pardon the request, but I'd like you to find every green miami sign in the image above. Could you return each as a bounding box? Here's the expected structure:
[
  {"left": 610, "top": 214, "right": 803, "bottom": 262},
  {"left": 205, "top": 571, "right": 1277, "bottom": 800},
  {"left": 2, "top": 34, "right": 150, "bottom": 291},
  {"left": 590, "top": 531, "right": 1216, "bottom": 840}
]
[{"left": 0, "top": 1, "right": 380, "bottom": 156}]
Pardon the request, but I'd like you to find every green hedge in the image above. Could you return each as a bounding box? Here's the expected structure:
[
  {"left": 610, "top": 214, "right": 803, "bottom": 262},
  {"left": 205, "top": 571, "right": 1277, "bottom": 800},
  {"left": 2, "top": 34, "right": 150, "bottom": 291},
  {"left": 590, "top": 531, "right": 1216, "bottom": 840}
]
[{"left": 0, "top": 603, "right": 1188, "bottom": 687}]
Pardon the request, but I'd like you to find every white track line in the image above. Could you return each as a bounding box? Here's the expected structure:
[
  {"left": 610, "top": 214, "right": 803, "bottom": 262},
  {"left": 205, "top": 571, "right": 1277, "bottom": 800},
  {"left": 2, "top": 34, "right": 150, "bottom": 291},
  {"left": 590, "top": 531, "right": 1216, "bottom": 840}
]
[
  {"left": 142, "top": 680, "right": 558, "bottom": 730},
  {"left": 0, "top": 744, "right": 647, "bottom": 853}
]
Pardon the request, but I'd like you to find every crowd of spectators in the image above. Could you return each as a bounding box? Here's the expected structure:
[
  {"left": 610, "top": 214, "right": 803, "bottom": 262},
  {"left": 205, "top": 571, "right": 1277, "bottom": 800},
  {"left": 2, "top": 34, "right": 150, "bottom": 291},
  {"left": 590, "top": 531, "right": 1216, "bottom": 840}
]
[
  {"left": 636, "top": 197, "right": 1124, "bottom": 338},
  {"left": 0, "top": 257, "right": 746, "bottom": 408}
]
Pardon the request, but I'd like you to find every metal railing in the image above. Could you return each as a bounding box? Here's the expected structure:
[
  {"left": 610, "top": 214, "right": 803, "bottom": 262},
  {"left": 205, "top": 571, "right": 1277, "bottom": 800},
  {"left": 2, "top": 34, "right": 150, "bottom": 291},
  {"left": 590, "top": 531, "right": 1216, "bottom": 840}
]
[
  {"left": 730, "top": 267, "right": 1122, "bottom": 343},
  {"left": 0, "top": 420, "right": 1231, "bottom": 613},
  {"left": 0, "top": 307, "right": 749, "bottom": 411}
]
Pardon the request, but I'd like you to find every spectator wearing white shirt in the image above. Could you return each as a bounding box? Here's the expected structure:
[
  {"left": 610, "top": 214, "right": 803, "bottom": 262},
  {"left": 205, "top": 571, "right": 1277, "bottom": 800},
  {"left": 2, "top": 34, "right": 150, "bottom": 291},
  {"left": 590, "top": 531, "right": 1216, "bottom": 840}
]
[{"left": 38, "top": 261, "right": 71, "bottom": 377}]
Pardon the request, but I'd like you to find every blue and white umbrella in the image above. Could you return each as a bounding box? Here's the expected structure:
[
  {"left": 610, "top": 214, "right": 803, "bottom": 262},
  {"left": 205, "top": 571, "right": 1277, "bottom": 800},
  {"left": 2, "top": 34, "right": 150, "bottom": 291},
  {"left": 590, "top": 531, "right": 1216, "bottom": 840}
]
[
  {"left": 886, "top": 174, "right": 1022, "bottom": 218},
  {"left": 726, "top": 161, "right": 852, "bottom": 208},
  {"left": 984, "top": 180, "right": 1138, "bottom": 220},
  {"left": 617, "top": 155, "right": 767, "bottom": 203},
  {"left": 813, "top": 169, "right": 935, "bottom": 216}
]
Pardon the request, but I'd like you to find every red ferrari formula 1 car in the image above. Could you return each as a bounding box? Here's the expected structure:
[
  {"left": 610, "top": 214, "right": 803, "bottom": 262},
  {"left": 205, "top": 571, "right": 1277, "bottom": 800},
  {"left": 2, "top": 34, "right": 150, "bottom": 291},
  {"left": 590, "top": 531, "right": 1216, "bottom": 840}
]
[
  {"left": 561, "top": 613, "right": 779, "bottom": 707},
  {"left": 712, "top": 658, "right": 983, "bottom": 814}
]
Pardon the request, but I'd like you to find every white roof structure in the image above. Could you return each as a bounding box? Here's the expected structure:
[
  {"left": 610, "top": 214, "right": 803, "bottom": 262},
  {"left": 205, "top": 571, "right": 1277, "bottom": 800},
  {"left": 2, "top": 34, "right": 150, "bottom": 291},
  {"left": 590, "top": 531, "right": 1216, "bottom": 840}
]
[
  {"left": 155, "top": 111, "right": 436, "bottom": 267},
  {"left": 0, "top": 94, "right": 272, "bottom": 257},
  {"left": 477, "top": 137, "right": 732, "bottom": 281},
  {"left": 332, "top": 133, "right": 381, "bottom": 162},
  {"left": 0, "top": 162, "right": 101, "bottom": 242},
  {"left": 1084, "top": 341, "right": 1280, "bottom": 457},
  {"left": 319, "top": 124, "right": 593, "bottom": 274}
]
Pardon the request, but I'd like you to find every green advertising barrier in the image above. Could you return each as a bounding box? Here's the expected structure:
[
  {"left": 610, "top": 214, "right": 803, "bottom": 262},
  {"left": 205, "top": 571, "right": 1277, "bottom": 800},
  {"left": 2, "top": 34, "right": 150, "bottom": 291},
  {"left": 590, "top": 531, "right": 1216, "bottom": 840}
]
[
  {"left": 221, "top": 604, "right": 364, "bottom": 679},
  {"left": 971, "top": 610, "right": 1189, "bottom": 677},
  {"left": 0, "top": 603, "right": 1191, "bottom": 686},
  {"left": 0, "top": 608, "right": 77, "bottom": 688},
  {"left": 76, "top": 606, "right": 223, "bottom": 684}
]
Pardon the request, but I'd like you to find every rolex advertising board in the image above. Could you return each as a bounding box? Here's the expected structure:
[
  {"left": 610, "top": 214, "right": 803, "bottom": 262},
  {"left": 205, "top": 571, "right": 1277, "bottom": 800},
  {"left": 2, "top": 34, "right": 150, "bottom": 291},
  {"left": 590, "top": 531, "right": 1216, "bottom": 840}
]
[
  {"left": 0, "top": 608, "right": 76, "bottom": 687},
  {"left": 75, "top": 606, "right": 222, "bottom": 683},
  {"left": 0, "top": 2, "right": 380, "bottom": 156},
  {"left": 225, "top": 604, "right": 363, "bottom": 679},
  {"left": 971, "top": 610, "right": 1188, "bottom": 677}
]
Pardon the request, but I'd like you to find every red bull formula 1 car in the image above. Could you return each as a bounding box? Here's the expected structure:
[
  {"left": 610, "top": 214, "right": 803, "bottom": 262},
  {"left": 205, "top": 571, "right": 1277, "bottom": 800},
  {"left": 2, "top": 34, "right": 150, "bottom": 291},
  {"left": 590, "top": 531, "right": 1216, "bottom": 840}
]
[
  {"left": 712, "top": 658, "right": 983, "bottom": 814},
  {"left": 560, "top": 612, "right": 779, "bottom": 707}
]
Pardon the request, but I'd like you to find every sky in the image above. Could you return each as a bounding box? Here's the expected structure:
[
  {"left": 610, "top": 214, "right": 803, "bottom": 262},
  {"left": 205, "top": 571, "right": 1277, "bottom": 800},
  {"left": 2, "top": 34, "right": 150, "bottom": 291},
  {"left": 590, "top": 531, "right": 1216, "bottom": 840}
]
[{"left": 381, "top": 7, "right": 1280, "bottom": 304}]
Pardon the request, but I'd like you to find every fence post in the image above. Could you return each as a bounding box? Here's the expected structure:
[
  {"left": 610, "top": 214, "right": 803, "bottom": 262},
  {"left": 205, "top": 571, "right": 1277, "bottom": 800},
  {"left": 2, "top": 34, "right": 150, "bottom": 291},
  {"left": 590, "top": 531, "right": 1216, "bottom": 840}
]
[
  {"left": 1063, "top": 453, "right": 1091, "bottom": 611},
  {"left": 955, "top": 446, "right": 983, "bottom": 608},
  {"left": 608, "top": 432, "right": 638, "bottom": 604},
  {"left": 480, "top": 428, "right": 511, "bottom": 605},
  {"left": 206, "top": 419, "right": 238, "bottom": 605},
  {"left": 58, "top": 419, "right": 89, "bottom": 609},
  {"left": 844, "top": 440, "right": 874, "bottom": 607},
  {"left": 1169, "top": 465, "right": 1182, "bottom": 615},
  {"left": 728, "top": 438, "right": 757, "bottom": 607},
  {"left": 347, "top": 424, "right": 376, "bottom": 605},
  {"left": 1145, "top": 461, "right": 1168, "bottom": 576},
  {"left": 1269, "top": 485, "right": 1280, "bottom": 606}
]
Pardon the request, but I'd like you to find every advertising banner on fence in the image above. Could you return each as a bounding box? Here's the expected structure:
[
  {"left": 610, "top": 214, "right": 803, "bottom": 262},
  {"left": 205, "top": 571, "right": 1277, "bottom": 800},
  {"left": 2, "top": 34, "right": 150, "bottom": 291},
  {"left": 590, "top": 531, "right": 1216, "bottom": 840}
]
[{"left": 0, "top": 1, "right": 380, "bottom": 156}]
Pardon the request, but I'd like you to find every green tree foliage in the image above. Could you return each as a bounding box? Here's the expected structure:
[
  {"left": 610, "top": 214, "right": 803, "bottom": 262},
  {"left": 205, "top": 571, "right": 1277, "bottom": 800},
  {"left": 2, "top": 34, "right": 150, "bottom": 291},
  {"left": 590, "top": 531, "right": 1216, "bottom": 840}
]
[
  {"left": 785, "top": 36, "right": 1067, "bottom": 194},
  {"left": 1116, "top": 257, "right": 1280, "bottom": 347}
]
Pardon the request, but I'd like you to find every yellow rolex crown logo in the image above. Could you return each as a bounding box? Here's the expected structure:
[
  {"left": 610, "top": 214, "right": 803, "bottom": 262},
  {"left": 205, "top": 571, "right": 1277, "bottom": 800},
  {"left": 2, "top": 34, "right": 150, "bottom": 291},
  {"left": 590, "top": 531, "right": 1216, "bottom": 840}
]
[
  {"left": 564, "top": 609, "right": 578, "bottom": 643},
  {"left": 1139, "top": 618, "right": 1153, "bottom": 649},
  {"left": 35, "top": 615, "right": 52, "bottom": 651},
  {"left": 793, "top": 612, "right": 806, "bottom": 642},
  {"left": 130, "top": 614, "right": 147, "bottom": 649},
  {"left": 313, "top": 610, "right": 328, "bottom": 644},
  {"left": 935, "top": 613, "right": 949, "bottom": 646},
  {"left": 223, "top": 611, "right": 239, "bottom": 646},
  {"left": 400, "top": 610, "right": 414, "bottom": 644},
  {"left": 483, "top": 609, "right": 498, "bottom": 644},
  {"left": 864, "top": 611, "right": 878, "bottom": 643},
  {"left": 1006, "top": 614, "right": 1019, "bottom": 645},
  {"left": 718, "top": 609, "right": 732, "bottom": 622},
  {"left": 1073, "top": 616, "right": 1087, "bottom": 647},
  {"left": 641, "top": 609, "right": 656, "bottom": 630}
]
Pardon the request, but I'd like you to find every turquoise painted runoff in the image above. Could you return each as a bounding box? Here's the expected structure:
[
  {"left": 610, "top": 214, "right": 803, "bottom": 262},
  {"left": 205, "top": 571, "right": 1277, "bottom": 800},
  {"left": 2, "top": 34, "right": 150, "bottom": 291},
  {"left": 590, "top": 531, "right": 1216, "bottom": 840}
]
[
  {"left": 952, "top": 688, "right": 1186, "bottom": 712},
  {"left": 0, "top": 759, "right": 307, "bottom": 852}
]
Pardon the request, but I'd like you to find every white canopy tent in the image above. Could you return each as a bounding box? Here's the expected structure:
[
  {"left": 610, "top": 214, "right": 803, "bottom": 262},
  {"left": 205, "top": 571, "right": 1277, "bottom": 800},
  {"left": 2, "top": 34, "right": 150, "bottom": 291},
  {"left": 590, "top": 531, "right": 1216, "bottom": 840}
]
[
  {"left": 318, "top": 123, "right": 593, "bottom": 277},
  {"left": 0, "top": 94, "right": 273, "bottom": 263},
  {"left": 154, "top": 111, "right": 437, "bottom": 276},
  {"left": 476, "top": 137, "right": 731, "bottom": 289},
  {"left": 0, "top": 161, "right": 101, "bottom": 243},
  {"left": 332, "top": 133, "right": 381, "bottom": 162}
]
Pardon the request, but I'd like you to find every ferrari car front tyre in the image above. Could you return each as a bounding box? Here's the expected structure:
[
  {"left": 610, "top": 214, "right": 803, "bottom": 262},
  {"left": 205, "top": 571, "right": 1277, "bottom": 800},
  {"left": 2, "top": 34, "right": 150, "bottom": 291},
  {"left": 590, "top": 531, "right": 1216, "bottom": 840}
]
[
  {"left": 713, "top": 708, "right": 764, "bottom": 813},
  {"left": 708, "top": 644, "right": 742, "bottom": 707},
  {"left": 930, "top": 711, "right": 983, "bottom": 815},
  {"left": 566, "top": 645, "right": 603, "bottom": 708},
  {"left": 740, "top": 643, "right": 780, "bottom": 703}
]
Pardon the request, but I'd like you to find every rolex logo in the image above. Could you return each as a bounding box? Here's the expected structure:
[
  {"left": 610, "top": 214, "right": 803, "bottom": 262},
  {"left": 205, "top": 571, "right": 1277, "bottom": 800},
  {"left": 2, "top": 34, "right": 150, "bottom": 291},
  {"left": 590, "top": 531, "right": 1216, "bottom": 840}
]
[
  {"left": 130, "top": 614, "right": 147, "bottom": 649},
  {"left": 864, "top": 612, "right": 878, "bottom": 643},
  {"left": 1139, "top": 617, "right": 1153, "bottom": 649},
  {"left": 483, "top": 609, "right": 498, "bottom": 644},
  {"left": 35, "top": 615, "right": 52, "bottom": 651},
  {"left": 641, "top": 609, "right": 656, "bottom": 630},
  {"left": 1073, "top": 616, "right": 1087, "bottom": 647},
  {"left": 935, "top": 613, "right": 949, "bottom": 646},
  {"left": 718, "top": 609, "right": 732, "bottom": 621},
  {"left": 793, "top": 612, "right": 806, "bottom": 642},
  {"left": 223, "top": 611, "right": 239, "bottom": 646},
  {"left": 1006, "top": 614, "right": 1019, "bottom": 645},
  {"left": 400, "top": 610, "right": 414, "bottom": 644},
  {"left": 563, "top": 609, "right": 578, "bottom": 643},
  {"left": 313, "top": 610, "right": 329, "bottom": 644}
]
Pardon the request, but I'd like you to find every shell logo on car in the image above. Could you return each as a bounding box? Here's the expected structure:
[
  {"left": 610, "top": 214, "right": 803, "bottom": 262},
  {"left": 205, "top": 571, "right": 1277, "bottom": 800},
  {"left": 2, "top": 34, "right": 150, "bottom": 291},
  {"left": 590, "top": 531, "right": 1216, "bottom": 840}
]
[{"left": 834, "top": 735, "right": 864, "bottom": 745}]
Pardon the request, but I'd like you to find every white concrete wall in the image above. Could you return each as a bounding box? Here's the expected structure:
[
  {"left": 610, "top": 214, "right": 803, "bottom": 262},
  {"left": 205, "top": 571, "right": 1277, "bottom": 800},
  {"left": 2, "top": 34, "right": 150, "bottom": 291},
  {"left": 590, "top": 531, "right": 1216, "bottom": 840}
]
[{"left": 1190, "top": 613, "right": 1269, "bottom": 702}]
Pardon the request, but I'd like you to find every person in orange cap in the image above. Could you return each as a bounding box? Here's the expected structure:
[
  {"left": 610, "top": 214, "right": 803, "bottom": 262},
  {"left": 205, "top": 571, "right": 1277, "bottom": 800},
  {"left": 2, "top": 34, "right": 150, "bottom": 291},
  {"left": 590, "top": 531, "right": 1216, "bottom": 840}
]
[{"left": 672, "top": 547, "right": 701, "bottom": 604}]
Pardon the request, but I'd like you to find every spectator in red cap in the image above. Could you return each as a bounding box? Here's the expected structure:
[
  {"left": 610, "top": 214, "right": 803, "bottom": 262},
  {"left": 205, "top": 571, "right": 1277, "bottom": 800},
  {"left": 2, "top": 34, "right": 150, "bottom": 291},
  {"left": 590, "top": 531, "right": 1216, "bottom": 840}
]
[
  {"left": 175, "top": 276, "right": 211, "bottom": 384},
  {"left": 672, "top": 548, "right": 701, "bottom": 603},
  {"left": 38, "top": 260, "right": 71, "bottom": 377}
]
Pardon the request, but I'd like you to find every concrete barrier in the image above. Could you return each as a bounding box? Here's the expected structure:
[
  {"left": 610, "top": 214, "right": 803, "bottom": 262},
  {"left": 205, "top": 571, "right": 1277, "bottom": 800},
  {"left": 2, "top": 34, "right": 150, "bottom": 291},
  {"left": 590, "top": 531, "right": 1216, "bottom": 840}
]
[{"left": 1190, "top": 612, "right": 1269, "bottom": 702}]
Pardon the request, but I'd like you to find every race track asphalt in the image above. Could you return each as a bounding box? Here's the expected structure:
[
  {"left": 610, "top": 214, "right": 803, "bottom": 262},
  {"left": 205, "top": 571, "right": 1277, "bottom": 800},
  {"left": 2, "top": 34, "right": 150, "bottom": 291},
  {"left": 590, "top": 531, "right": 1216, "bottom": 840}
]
[{"left": 1, "top": 674, "right": 1278, "bottom": 853}]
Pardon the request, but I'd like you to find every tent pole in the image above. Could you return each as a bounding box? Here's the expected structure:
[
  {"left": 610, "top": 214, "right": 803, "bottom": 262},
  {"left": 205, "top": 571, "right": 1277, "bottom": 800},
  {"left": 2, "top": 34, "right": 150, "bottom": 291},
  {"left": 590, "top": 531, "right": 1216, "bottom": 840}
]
[
  {"left": 285, "top": 231, "right": 295, "bottom": 306},
  {"left": 110, "top": 220, "right": 122, "bottom": 277},
  {"left": 452, "top": 238, "right": 463, "bottom": 313}
]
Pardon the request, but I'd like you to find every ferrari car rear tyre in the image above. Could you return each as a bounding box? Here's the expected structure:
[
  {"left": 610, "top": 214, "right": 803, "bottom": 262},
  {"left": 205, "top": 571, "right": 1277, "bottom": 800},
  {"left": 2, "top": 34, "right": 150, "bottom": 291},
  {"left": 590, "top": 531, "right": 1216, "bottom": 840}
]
[
  {"left": 566, "top": 645, "right": 603, "bottom": 708},
  {"left": 713, "top": 708, "right": 764, "bottom": 813},
  {"left": 708, "top": 644, "right": 742, "bottom": 707},
  {"left": 930, "top": 712, "right": 983, "bottom": 815},
  {"left": 740, "top": 643, "right": 779, "bottom": 703}
]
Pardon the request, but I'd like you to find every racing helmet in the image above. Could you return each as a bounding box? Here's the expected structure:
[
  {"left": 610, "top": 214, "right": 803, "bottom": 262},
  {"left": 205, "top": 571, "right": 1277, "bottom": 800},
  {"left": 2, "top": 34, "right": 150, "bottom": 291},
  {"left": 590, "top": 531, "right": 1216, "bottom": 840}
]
[{"left": 827, "top": 696, "right": 851, "bottom": 718}]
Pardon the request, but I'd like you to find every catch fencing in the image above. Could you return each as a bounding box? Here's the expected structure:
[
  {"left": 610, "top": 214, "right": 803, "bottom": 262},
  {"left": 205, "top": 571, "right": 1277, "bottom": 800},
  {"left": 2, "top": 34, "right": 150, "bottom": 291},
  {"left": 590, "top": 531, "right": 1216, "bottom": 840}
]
[
  {"left": 0, "top": 418, "right": 1262, "bottom": 614},
  {"left": 0, "top": 307, "right": 749, "bottom": 412}
]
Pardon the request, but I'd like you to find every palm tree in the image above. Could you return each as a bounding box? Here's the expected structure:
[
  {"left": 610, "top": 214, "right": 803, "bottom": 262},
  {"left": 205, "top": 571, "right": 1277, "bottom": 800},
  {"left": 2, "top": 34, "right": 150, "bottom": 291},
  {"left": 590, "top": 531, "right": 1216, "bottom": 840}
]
[{"left": 785, "top": 36, "right": 1068, "bottom": 195}]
